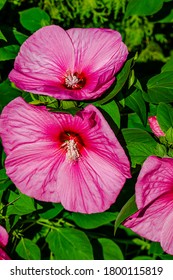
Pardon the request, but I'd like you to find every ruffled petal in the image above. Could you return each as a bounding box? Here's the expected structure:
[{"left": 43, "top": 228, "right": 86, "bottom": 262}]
[
  {"left": 8, "top": 71, "right": 113, "bottom": 100},
  {"left": 67, "top": 28, "right": 128, "bottom": 98},
  {"left": 67, "top": 28, "right": 128, "bottom": 75},
  {"left": 0, "top": 226, "right": 9, "bottom": 248},
  {"left": 58, "top": 105, "right": 131, "bottom": 213},
  {"left": 124, "top": 192, "right": 173, "bottom": 242},
  {"left": 0, "top": 97, "right": 62, "bottom": 155},
  {"left": 78, "top": 104, "right": 131, "bottom": 177},
  {"left": 0, "top": 97, "right": 69, "bottom": 201},
  {"left": 135, "top": 156, "right": 173, "bottom": 209},
  {"left": 58, "top": 149, "right": 128, "bottom": 213},
  {"left": 5, "top": 143, "right": 64, "bottom": 202},
  {"left": 161, "top": 211, "right": 173, "bottom": 255},
  {"left": 9, "top": 25, "right": 75, "bottom": 94}
]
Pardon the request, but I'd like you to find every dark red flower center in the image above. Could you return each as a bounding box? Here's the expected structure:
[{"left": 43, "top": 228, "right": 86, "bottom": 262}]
[
  {"left": 64, "top": 72, "right": 86, "bottom": 89},
  {"left": 60, "top": 131, "right": 84, "bottom": 161}
]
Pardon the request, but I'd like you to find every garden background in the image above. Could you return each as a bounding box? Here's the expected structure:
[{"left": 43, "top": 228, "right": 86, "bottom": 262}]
[{"left": 0, "top": 0, "right": 173, "bottom": 260}]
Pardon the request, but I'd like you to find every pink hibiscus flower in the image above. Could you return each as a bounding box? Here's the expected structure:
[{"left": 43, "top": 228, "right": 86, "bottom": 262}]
[
  {"left": 148, "top": 116, "right": 165, "bottom": 137},
  {"left": 0, "top": 97, "right": 131, "bottom": 214},
  {"left": 0, "top": 225, "right": 10, "bottom": 260},
  {"left": 9, "top": 25, "right": 128, "bottom": 100},
  {"left": 124, "top": 156, "right": 173, "bottom": 255}
]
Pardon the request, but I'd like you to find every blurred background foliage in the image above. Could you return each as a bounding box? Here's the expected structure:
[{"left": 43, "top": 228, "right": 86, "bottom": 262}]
[
  {"left": 1, "top": 0, "right": 173, "bottom": 63},
  {"left": 0, "top": 0, "right": 173, "bottom": 260}
]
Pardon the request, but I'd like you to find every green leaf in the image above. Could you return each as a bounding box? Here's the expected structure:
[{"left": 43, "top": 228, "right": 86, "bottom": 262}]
[
  {"left": 71, "top": 212, "right": 116, "bottom": 229},
  {"left": 147, "top": 71, "right": 173, "bottom": 103},
  {"left": 0, "top": 45, "right": 20, "bottom": 61},
  {"left": 19, "top": 8, "right": 51, "bottom": 32},
  {"left": 127, "top": 143, "right": 156, "bottom": 167},
  {"left": 114, "top": 195, "right": 137, "bottom": 234},
  {"left": 157, "top": 103, "right": 173, "bottom": 132},
  {"left": 165, "top": 127, "right": 173, "bottom": 144},
  {"left": 46, "top": 228, "right": 93, "bottom": 260},
  {"left": 60, "top": 100, "right": 78, "bottom": 110},
  {"left": 126, "top": 89, "right": 147, "bottom": 125},
  {"left": 0, "top": 0, "right": 7, "bottom": 10},
  {"left": 155, "top": 143, "right": 167, "bottom": 157},
  {"left": 149, "top": 242, "right": 163, "bottom": 255},
  {"left": 160, "top": 254, "right": 173, "bottom": 260},
  {"left": 0, "top": 169, "right": 12, "bottom": 199},
  {"left": 122, "top": 128, "right": 156, "bottom": 144},
  {"left": 98, "top": 238, "right": 124, "bottom": 260},
  {"left": 0, "top": 30, "right": 7, "bottom": 41},
  {"left": 0, "top": 80, "right": 21, "bottom": 112},
  {"left": 161, "top": 56, "right": 173, "bottom": 72},
  {"left": 125, "top": 0, "right": 163, "bottom": 17},
  {"left": 13, "top": 29, "right": 28, "bottom": 44},
  {"left": 6, "top": 191, "right": 36, "bottom": 216},
  {"left": 56, "top": 100, "right": 80, "bottom": 115},
  {"left": 158, "top": 7, "right": 173, "bottom": 23},
  {"left": 127, "top": 113, "right": 148, "bottom": 130},
  {"left": 97, "top": 100, "right": 120, "bottom": 128},
  {"left": 168, "top": 147, "right": 173, "bottom": 157},
  {"left": 0, "top": 168, "right": 8, "bottom": 183},
  {"left": 133, "top": 256, "right": 154, "bottom": 260},
  {"left": 16, "top": 238, "right": 41, "bottom": 260},
  {"left": 98, "top": 57, "right": 134, "bottom": 104},
  {"left": 39, "top": 203, "right": 63, "bottom": 219},
  {"left": 122, "top": 128, "right": 157, "bottom": 167}
]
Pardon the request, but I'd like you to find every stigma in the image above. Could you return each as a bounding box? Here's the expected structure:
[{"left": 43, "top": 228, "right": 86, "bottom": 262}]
[
  {"left": 64, "top": 72, "right": 86, "bottom": 89},
  {"left": 62, "top": 139, "right": 80, "bottom": 161}
]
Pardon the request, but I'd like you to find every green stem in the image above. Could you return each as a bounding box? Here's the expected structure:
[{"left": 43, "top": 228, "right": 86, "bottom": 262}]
[{"left": 36, "top": 221, "right": 58, "bottom": 230}]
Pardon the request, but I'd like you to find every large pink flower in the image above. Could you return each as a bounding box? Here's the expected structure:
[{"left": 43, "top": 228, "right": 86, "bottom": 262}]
[
  {"left": 9, "top": 25, "right": 128, "bottom": 100},
  {"left": 0, "top": 97, "right": 131, "bottom": 214},
  {"left": 0, "top": 225, "right": 10, "bottom": 260},
  {"left": 124, "top": 156, "right": 173, "bottom": 255}
]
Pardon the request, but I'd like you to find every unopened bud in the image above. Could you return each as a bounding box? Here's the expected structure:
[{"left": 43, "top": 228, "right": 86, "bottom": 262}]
[{"left": 148, "top": 116, "right": 165, "bottom": 137}]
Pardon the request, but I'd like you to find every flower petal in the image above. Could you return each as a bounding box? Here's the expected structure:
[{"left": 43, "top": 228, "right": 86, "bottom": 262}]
[
  {"left": 9, "top": 25, "right": 75, "bottom": 95},
  {"left": 0, "top": 97, "right": 62, "bottom": 155},
  {"left": 0, "top": 97, "right": 68, "bottom": 201},
  {"left": 67, "top": 28, "right": 128, "bottom": 75},
  {"left": 58, "top": 105, "right": 131, "bottom": 213},
  {"left": 78, "top": 104, "right": 131, "bottom": 178},
  {"left": 135, "top": 156, "right": 173, "bottom": 209},
  {"left": 67, "top": 28, "right": 128, "bottom": 98},
  {"left": 58, "top": 150, "right": 129, "bottom": 213},
  {"left": 5, "top": 143, "right": 65, "bottom": 202},
  {"left": 161, "top": 211, "right": 173, "bottom": 255},
  {"left": 0, "top": 98, "right": 131, "bottom": 213},
  {"left": 0, "top": 248, "right": 11, "bottom": 260},
  {"left": 0, "top": 226, "right": 9, "bottom": 248},
  {"left": 124, "top": 192, "right": 173, "bottom": 242}
]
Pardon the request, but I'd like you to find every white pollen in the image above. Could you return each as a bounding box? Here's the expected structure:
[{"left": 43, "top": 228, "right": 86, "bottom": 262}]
[
  {"left": 65, "top": 139, "right": 80, "bottom": 161},
  {"left": 65, "top": 73, "right": 79, "bottom": 88}
]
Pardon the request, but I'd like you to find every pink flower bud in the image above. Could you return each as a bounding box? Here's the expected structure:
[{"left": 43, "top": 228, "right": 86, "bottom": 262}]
[{"left": 148, "top": 116, "right": 165, "bottom": 137}]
